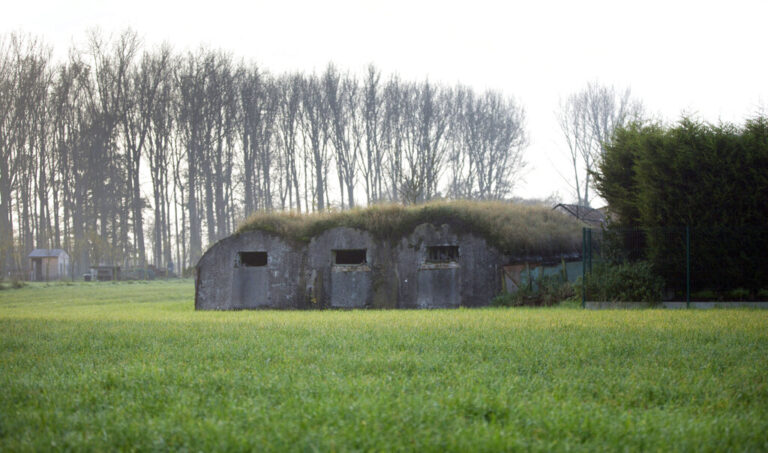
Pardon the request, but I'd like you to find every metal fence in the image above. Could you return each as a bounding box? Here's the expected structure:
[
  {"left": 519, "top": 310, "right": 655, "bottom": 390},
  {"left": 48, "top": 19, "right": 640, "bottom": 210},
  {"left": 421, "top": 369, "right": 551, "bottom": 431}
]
[{"left": 581, "top": 225, "right": 768, "bottom": 306}]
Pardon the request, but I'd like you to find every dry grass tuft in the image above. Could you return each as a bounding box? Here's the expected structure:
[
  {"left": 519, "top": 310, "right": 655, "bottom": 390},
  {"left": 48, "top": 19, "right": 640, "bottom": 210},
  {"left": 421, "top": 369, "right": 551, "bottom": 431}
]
[{"left": 237, "top": 200, "right": 584, "bottom": 257}]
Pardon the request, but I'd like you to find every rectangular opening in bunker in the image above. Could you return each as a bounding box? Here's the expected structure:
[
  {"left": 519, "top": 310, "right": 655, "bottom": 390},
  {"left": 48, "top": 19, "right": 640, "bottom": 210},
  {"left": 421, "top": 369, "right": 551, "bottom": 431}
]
[
  {"left": 238, "top": 251, "right": 268, "bottom": 267},
  {"left": 427, "top": 245, "right": 459, "bottom": 263},
  {"left": 333, "top": 249, "right": 367, "bottom": 265}
]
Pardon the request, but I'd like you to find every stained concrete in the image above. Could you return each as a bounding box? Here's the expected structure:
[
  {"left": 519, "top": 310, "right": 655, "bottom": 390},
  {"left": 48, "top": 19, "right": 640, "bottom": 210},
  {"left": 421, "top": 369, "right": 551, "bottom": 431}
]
[
  {"left": 195, "top": 230, "right": 306, "bottom": 310},
  {"left": 196, "top": 221, "right": 576, "bottom": 310},
  {"left": 396, "top": 223, "right": 503, "bottom": 308},
  {"left": 308, "top": 227, "right": 377, "bottom": 309},
  {"left": 416, "top": 264, "right": 461, "bottom": 308}
]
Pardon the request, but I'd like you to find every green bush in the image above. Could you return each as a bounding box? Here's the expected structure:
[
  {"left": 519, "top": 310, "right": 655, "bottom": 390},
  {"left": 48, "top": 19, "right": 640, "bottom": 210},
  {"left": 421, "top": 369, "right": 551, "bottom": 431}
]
[
  {"left": 727, "top": 288, "right": 750, "bottom": 301},
  {"left": 577, "top": 261, "right": 663, "bottom": 303},
  {"left": 0, "top": 277, "right": 26, "bottom": 290},
  {"left": 491, "top": 291, "right": 525, "bottom": 307}
]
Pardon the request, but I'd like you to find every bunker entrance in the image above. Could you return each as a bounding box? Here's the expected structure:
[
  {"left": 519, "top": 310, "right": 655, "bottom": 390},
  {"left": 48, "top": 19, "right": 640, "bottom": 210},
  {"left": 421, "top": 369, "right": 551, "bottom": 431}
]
[
  {"left": 237, "top": 251, "right": 268, "bottom": 267},
  {"left": 426, "top": 245, "right": 459, "bottom": 262},
  {"left": 333, "top": 249, "right": 367, "bottom": 265}
]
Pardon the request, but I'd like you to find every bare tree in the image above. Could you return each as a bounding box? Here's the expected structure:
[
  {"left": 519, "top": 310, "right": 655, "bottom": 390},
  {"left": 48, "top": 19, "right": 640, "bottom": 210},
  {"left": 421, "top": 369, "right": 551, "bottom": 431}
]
[
  {"left": 200, "top": 51, "right": 237, "bottom": 243},
  {"left": 0, "top": 36, "right": 23, "bottom": 274},
  {"left": 300, "top": 73, "right": 331, "bottom": 211},
  {"left": 472, "top": 91, "right": 526, "bottom": 199},
  {"left": 324, "top": 64, "right": 360, "bottom": 208},
  {"left": 0, "top": 36, "right": 18, "bottom": 275},
  {"left": 144, "top": 45, "right": 175, "bottom": 269},
  {"left": 0, "top": 34, "right": 53, "bottom": 274},
  {"left": 276, "top": 73, "right": 303, "bottom": 212},
  {"left": 381, "top": 75, "right": 405, "bottom": 201},
  {"left": 239, "top": 64, "right": 279, "bottom": 216},
  {"left": 446, "top": 88, "right": 527, "bottom": 200},
  {"left": 400, "top": 80, "right": 451, "bottom": 203},
  {"left": 446, "top": 85, "right": 475, "bottom": 199},
  {"left": 558, "top": 81, "right": 642, "bottom": 207},
  {"left": 360, "top": 64, "right": 384, "bottom": 204},
  {"left": 49, "top": 55, "right": 92, "bottom": 276},
  {"left": 78, "top": 29, "right": 140, "bottom": 268},
  {"left": 120, "top": 39, "right": 168, "bottom": 267},
  {"left": 175, "top": 49, "right": 206, "bottom": 265}
]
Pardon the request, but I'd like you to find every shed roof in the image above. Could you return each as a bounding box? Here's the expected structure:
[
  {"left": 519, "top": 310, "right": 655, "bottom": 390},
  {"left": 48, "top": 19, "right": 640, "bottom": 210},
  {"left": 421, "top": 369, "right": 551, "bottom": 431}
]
[
  {"left": 28, "top": 248, "right": 68, "bottom": 258},
  {"left": 552, "top": 203, "right": 606, "bottom": 226}
]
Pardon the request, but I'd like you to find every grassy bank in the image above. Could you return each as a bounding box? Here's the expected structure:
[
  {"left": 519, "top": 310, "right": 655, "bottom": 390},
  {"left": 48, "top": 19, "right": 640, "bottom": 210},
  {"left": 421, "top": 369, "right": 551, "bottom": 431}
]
[
  {"left": 237, "top": 200, "right": 583, "bottom": 256},
  {"left": 1, "top": 281, "right": 767, "bottom": 451}
]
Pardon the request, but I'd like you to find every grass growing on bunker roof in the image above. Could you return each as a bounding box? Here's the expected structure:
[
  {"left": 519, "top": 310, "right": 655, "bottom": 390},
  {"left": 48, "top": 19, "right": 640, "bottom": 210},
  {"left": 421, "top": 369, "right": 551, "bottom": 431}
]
[{"left": 237, "top": 200, "right": 584, "bottom": 256}]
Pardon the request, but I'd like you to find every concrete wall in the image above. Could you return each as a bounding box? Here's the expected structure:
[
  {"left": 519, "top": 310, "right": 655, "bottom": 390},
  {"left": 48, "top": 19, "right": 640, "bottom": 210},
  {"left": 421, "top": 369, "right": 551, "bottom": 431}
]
[
  {"left": 307, "top": 227, "right": 378, "bottom": 309},
  {"left": 195, "top": 231, "right": 307, "bottom": 310},
  {"left": 196, "top": 223, "right": 568, "bottom": 310},
  {"left": 396, "top": 224, "right": 502, "bottom": 308}
]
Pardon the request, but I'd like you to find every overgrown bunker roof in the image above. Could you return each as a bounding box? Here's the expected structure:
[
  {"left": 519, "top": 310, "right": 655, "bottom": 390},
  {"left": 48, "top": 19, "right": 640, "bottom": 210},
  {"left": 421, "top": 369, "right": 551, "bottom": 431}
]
[{"left": 237, "top": 201, "right": 585, "bottom": 258}]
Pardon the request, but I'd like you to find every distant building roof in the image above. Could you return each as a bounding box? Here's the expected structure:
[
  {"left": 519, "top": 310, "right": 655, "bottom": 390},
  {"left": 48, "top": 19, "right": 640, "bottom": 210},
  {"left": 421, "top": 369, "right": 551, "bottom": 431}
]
[
  {"left": 28, "top": 249, "right": 68, "bottom": 258},
  {"left": 552, "top": 203, "right": 607, "bottom": 226}
]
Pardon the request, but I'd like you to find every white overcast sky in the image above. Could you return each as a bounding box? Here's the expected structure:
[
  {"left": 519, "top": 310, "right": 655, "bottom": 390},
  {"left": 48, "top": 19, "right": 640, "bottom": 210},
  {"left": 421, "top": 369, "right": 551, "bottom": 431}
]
[{"left": 3, "top": 0, "right": 767, "bottom": 204}]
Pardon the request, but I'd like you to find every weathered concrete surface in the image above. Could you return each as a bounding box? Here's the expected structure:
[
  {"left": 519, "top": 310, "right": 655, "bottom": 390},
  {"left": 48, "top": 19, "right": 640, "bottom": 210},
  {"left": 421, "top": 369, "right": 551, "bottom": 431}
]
[
  {"left": 331, "top": 265, "right": 373, "bottom": 308},
  {"left": 195, "top": 231, "right": 306, "bottom": 310},
  {"left": 416, "top": 264, "right": 461, "bottom": 308},
  {"left": 196, "top": 221, "right": 577, "bottom": 310},
  {"left": 396, "top": 223, "right": 502, "bottom": 308},
  {"left": 308, "top": 227, "right": 378, "bottom": 309}
]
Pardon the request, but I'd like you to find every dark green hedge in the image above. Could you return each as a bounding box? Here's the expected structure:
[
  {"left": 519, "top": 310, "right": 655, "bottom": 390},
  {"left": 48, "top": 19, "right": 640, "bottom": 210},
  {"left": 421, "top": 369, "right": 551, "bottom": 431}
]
[{"left": 594, "top": 116, "right": 768, "bottom": 291}]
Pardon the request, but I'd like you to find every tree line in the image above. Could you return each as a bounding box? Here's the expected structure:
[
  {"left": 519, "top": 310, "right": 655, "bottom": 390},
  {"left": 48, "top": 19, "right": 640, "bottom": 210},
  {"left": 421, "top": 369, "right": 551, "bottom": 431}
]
[{"left": 0, "top": 30, "right": 527, "bottom": 277}]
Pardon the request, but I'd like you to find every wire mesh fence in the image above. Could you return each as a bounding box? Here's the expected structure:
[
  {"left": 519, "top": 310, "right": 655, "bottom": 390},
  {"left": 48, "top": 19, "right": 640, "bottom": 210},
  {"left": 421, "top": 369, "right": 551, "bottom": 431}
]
[{"left": 581, "top": 225, "right": 768, "bottom": 305}]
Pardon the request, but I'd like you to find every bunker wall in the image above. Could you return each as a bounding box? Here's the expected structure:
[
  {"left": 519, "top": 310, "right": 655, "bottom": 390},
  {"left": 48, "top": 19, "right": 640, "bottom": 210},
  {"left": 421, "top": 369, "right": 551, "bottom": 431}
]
[
  {"left": 195, "top": 231, "right": 306, "bottom": 310},
  {"left": 196, "top": 222, "right": 575, "bottom": 310},
  {"left": 396, "top": 223, "right": 502, "bottom": 308},
  {"left": 308, "top": 227, "right": 379, "bottom": 309}
]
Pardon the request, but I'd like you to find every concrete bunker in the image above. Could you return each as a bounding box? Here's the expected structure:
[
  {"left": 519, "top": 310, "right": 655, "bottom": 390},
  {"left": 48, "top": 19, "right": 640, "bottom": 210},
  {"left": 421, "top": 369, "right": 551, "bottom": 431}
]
[
  {"left": 195, "top": 202, "right": 584, "bottom": 310},
  {"left": 195, "top": 230, "right": 306, "bottom": 310}
]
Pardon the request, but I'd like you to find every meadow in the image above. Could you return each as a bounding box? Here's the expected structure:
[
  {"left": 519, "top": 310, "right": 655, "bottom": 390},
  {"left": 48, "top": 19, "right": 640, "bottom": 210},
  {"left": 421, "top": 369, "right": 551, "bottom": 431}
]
[{"left": 1, "top": 280, "right": 767, "bottom": 451}]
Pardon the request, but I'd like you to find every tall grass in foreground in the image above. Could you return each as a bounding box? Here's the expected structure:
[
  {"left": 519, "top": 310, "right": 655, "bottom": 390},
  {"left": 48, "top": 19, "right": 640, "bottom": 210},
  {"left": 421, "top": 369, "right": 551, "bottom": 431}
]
[{"left": 1, "top": 281, "right": 768, "bottom": 451}]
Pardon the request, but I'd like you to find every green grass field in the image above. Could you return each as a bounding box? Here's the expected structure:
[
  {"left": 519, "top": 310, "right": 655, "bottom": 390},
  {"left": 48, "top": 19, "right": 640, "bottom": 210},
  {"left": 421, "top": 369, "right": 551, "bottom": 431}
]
[{"left": 2, "top": 280, "right": 767, "bottom": 451}]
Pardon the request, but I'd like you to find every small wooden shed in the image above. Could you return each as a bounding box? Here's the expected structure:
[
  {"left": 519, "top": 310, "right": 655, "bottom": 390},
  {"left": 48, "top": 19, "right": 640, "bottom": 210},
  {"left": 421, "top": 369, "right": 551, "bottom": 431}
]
[{"left": 28, "top": 249, "right": 70, "bottom": 281}]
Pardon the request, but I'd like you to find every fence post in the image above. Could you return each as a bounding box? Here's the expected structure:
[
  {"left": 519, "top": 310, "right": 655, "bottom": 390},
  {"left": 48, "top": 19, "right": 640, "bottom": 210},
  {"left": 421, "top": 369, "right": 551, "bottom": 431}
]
[
  {"left": 582, "top": 227, "right": 587, "bottom": 308},
  {"left": 686, "top": 225, "right": 690, "bottom": 308}
]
